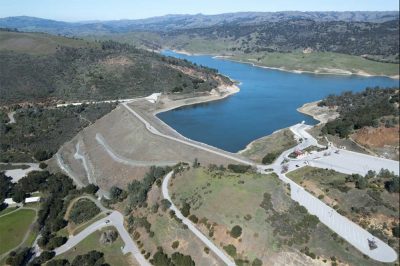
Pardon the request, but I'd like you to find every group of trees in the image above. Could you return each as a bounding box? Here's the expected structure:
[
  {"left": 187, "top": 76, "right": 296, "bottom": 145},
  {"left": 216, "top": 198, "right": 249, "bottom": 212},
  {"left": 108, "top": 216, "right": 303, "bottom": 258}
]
[
  {"left": 150, "top": 247, "right": 195, "bottom": 266},
  {"left": 344, "top": 169, "right": 399, "bottom": 193},
  {"left": 68, "top": 199, "right": 100, "bottom": 224},
  {"left": 1, "top": 35, "right": 228, "bottom": 105},
  {"left": 320, "top": 87, "right": 399, "bottom": 138},
  {"left": 0, "top": 170, "right": 50, "bottom": 207},
  {"left": 126, "top": 166, "right": 170, "bottom": 209},
  {"left": 164, "top": 19, "right": 399, "bottom": 60},
  {"left": 227, "top": 164, "right": 252, "bottom": 173},
  {"left": 0, "top": 103, "right": 116, "bottom": 163}
]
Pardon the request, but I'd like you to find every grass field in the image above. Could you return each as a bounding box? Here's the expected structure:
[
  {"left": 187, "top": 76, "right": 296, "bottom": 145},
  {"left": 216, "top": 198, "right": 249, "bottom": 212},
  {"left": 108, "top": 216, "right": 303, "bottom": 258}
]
[
  {"left": 230, "top": 52, "right": 399, "bottom": 77},
  {"left": 239, "top": 128, "right": 297, "bottom": 163},
  {"left": 0, "top": 31, "right": 98, "bottom": 55},
  {"left": 169, "top": 167, "right": 387, "bottom": 266},
  {"left": 287, "top": 166, "right": 400, "bottom": 252},
  {"left": 0, "top": 206, "right": 19, "bottom": 216},
  {"left": 0, "top": 208, "right": 36, "bottom": 254},
  {"left": 54, "top": 226, "right": 133, "bottom": 265}
]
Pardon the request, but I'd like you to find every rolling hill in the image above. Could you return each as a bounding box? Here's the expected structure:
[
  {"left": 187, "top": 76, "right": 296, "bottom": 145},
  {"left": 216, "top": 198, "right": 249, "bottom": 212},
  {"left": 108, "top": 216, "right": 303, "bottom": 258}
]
[{"left": 0, "top": 29, "right": 230, "bottom": 105}]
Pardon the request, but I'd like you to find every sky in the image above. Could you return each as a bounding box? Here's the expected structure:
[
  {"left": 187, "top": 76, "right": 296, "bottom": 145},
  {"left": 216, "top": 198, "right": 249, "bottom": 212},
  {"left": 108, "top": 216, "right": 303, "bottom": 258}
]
[{"left": 0, "top": 0, "right": 398, "bottom": 21}]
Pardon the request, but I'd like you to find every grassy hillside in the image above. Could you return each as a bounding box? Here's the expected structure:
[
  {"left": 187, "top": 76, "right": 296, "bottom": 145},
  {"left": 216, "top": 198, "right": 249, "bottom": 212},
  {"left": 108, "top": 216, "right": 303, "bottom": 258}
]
[
  {"left": 0, "top": 30, "right": 230, "bottom": 105},
  {"left": 0, "top": 29, "right": 97, "bottom": 55},
  {"left": 230, "top": 52, "right": 400, "bottom": 77}
]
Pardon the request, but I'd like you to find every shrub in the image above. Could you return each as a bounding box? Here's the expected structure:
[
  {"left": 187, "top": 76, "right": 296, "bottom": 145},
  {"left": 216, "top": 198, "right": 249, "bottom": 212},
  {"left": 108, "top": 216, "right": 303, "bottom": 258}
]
[
  {"left": 228, "top": 164, "right": 251, "bottom": 173},
  {"left": 262, "top": 152, "right": 279, "bottom": 164},
  {"left": 180, "top": 202, "right": 190, "bottom": 217},
  {"left": 172, "top": 241, "right": 179, "bottom": 249},
  {"left": 34, "top": 150, "right": 52, "bottom": 161},
  {"left": 223, "top": 244, "right": 237, "bottom": 257},
  {"left": 230, "top": 225, "right": 242, "bottom": 238},
  {"left": 252, "top": 258, "right": 262, "bottom": 266},
  {"left": 188, "top": 214, "right": 199, "bottom": 223},
  {"left": 39, "top": 162, "right": 48, "bottom": 169}
]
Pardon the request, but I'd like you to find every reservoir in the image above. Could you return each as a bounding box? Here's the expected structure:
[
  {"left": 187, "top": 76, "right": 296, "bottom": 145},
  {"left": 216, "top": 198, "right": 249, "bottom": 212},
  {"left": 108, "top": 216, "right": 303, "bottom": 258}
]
[{"left": 158, "top": 51, "right": 399, "bottom": 153}]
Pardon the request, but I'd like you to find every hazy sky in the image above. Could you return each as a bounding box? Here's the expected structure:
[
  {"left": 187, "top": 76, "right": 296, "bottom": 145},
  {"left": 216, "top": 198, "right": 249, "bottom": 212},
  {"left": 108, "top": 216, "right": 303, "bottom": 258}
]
[{"left": 0, "top": 0, "right": 398, "bottom": 21}]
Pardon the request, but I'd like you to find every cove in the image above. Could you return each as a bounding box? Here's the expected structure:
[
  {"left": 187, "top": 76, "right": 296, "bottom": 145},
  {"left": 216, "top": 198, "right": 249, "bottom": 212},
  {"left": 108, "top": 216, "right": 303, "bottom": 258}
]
[{"left": 158, "top": 50, "right": 398, "bottom": 153}]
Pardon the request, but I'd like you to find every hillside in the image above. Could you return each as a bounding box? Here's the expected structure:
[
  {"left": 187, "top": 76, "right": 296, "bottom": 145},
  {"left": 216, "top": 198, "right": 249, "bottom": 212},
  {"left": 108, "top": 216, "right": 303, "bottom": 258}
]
[
  {"left": 0, "top": 12, "right": 398, "bottom": 34},
  {"left": 0, "top": 30, "right": 231, "bottom": 105}
]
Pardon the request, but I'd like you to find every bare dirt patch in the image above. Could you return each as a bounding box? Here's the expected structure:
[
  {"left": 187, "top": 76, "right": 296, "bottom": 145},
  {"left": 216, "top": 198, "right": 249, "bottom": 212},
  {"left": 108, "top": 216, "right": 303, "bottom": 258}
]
[
  {"left": 56, "top": 105, "right": 237, "bottom": 191},
  {"left": 352, "top": 126, "right": 399, "bottom": 160}
]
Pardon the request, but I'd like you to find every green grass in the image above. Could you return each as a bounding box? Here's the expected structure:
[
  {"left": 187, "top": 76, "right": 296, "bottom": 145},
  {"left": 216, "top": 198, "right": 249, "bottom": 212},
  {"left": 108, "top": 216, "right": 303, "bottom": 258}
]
[
  {"left": 239, "top": 128, "right": 297, "bottom": 163},
  {"left": 170, "top": 167, "right": 383, "bottom": 265},
  {"left": 54, "top": 226, "right": 132, "bottom": 265},
  {"left": 0, "top": 208, "right": 36, "bottom": 254},
  {"left": 0, "top": 31, "right": 98, "bottom": 55},
  {"left": 71, "top": 213, "right": 108, "bottom": 236},
  {"left": 230, "top": 52, "right": 399, "bottom": 77},
  {"left": 0, "top": 206, "right": 19, "bottom": 217}
]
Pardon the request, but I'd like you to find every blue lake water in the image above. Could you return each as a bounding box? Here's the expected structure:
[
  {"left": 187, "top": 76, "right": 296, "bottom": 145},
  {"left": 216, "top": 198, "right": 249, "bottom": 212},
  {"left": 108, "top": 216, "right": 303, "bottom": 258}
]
[{"left": 158, "top": 51, "right": 398, "bottom": 152}]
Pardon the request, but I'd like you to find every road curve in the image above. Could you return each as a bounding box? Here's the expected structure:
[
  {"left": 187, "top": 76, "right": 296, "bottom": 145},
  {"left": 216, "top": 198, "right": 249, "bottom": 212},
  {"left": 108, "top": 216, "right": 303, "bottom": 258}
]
[
  {"left": 162, "top": 171, "right": 236, "bottom": 266},
  {"left": 55, "top": 211, "right": 150, "bottom": 266},
  {"left": 260, "top": 123, "right": 399, "bottom": 263}
]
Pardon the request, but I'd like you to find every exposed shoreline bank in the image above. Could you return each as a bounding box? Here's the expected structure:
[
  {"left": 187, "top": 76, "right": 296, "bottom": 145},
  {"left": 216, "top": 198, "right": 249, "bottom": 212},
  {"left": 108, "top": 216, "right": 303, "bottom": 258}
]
[
  {"left": 214, "top": 56, "right": 400, "bottom": 80},
  {"left": 153, "top": 84, "right": 240, "bottom": 115},
  {"left": 296, "top": 101, "right": 340, "bottom": 125}
]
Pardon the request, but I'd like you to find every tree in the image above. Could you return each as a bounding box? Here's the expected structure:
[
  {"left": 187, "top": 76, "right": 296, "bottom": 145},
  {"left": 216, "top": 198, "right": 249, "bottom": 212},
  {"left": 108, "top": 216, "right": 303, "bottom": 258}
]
[
  {"left": 109, "top": 186, "right": 123, "bottom": 201},
  {"left": 31, "top": 250, "right": 55, "bottom": 265},
  {"left": 228, "top": 164, "right": 251, "bottom": 173},
  {"left": 82, "top": 184, "right": 99, "bottom": 194},
  {"left": 230, "top": 225, "right": 242, "bottom": 238},
  {"left": 6, "top": 248, "right": 32, "bottom": 266},
  {"left": 355, "top": 177, "right": 368, "bottom": 189},
  {"left": 151, "top": 250, "right": 173, "bottom": 266},
  {"left": 0, "top": 172, "right": 13, "bottom": 203},
  {"left": 34, "top": 150, "right": 52, "bottom": 161},
  {"left": 180, "top": 202, "right": 191, "bottom": 217},
  {"left": 71, "top": 250, "right": 105, "bottom": 266},
  {"left": 12, "top": 189, "right": 26, "bottom": 203},
  {"left": 172, "top": 241, "right": 179, "bottom": 249},
  {"left": 171, "top": 252, "right": 195, "bottom": 266},
  {"left": 39, "top": 162, "right": 48, "bottom": 169},
  {"left": 262, "top": 153, "right": 278, "bottom": 164},
  {"left": 385, "top": 176, "right": 400, "bottom": 193},
  {"left": 47, "top": 259, "right": 70, "bottom": 266}
]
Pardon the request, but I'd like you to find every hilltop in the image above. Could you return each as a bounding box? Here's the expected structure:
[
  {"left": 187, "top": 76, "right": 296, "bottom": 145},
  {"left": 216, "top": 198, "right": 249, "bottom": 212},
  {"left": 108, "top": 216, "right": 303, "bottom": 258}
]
[{"left": 0, "top": 30, "right": 230, "bottom": 105}]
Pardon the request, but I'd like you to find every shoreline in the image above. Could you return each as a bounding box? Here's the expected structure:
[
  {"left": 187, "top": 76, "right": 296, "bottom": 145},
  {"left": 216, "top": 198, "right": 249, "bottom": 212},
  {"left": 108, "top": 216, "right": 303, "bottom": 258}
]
[
  {"left": 153, "top": 84, "right": 240, "bottom": 115},
  {"left": 236, "top": 127, "right": 286, "bottom": 154},
  {"left": 168, "top": 49, "right": 399, "bottom": 79},
  {"left": 296, "top": 101, "right": 340, "bottom": 125},
  {"left": 214, "top": 56, "right": 400, "bottom": 80}
]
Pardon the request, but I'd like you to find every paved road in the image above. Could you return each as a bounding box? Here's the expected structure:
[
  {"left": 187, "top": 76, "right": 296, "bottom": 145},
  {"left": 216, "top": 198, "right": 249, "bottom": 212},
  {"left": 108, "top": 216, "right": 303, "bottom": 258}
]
[
  {"left": 54, "top": 211, "right": 150, "bottom": 266},
  {"left": 162, "top": 171, "right": 236, "bottom": 266},
  {"left": 258, "top": 122, "right": 399, "bottom": 263},
  {"left": 122, "top": 102, "right": 253, "bottom": 166}
]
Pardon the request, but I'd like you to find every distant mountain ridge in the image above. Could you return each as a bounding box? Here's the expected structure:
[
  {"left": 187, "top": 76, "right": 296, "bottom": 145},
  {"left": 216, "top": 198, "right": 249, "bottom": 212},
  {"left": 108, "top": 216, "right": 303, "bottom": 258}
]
[{"left": 0, "top": 11, "right": 398, "bottom": 35}]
